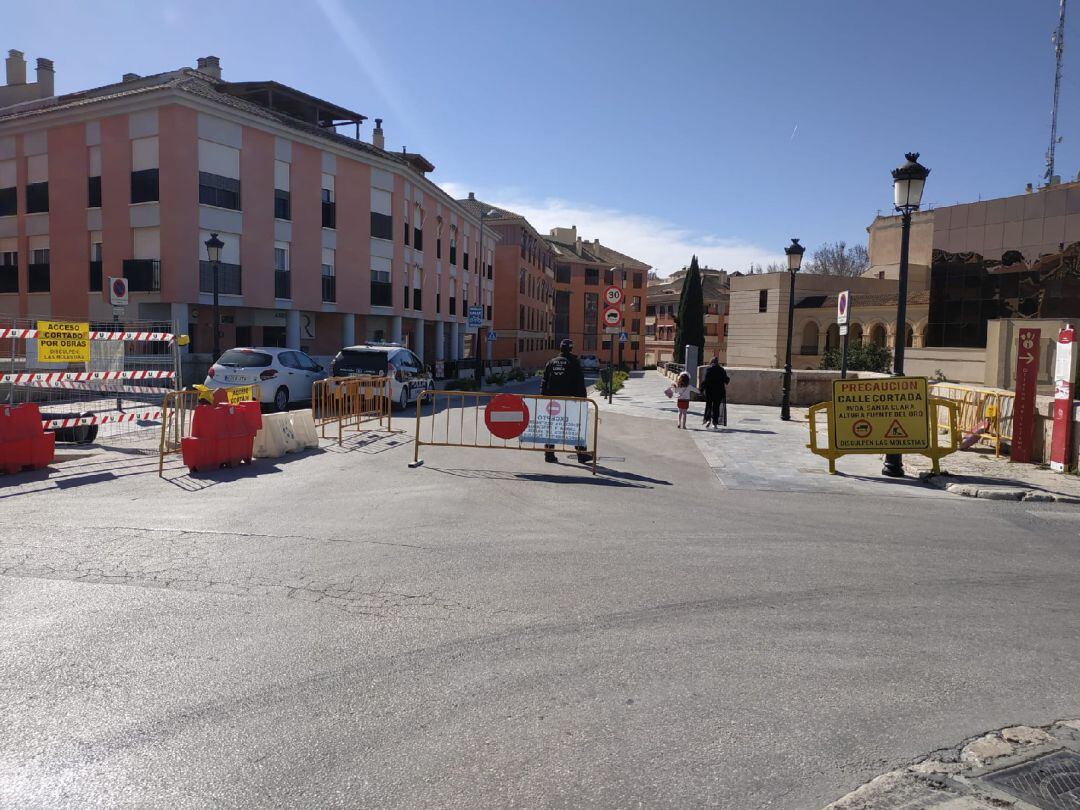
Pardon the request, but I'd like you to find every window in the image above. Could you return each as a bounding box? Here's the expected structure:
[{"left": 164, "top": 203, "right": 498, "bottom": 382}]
[
  {"left": 583, "top": 292, "right": 599, "bottom": 351},
  {"left": 370, "top": 188, "right": 392, "bottom": 240},
  {"left": 88, "top": 176, "right": 102, "bottom": 208},
  {"left": 29, "top": 247, "right": 50, "bottom": 292},
  {"left": 199, "top": 172, "right": 241, "bottom": 210},
  {"left": 519, "top": 305, "right": 525, "bottom": 329},
  {"left": 322, "top": 248, "right": 336, "bottom": 302},
  {"left": 403, "top": 203, "right": 410, "bottom": 246},
  {"left": 274, "top": 189, "right": 291, "bottom": 220},
  {"left": 519, "top": 270, "right": 526, "bottom": 294},
  {"left": 759, "top": 289, "right": 768, "bottom": 312},
  {"left": 585, "top": 267, "right": 599, "bottom": 285},
  {"left": 130, "top": 168, "right": 159, "bottom": 203},
  {"left": 555, "top": 263, "right": 571, "bottom": 284},
  {"left": 199, "top": 260, "right": 242, "bottom": 294},
  {"left": 26, "top": 182, "right": 48, "bottom": 214},
  {"left": 631, "top": 296, "right": 641, "bottom": 311},
  {"left": 274, "top": 244, "right": 290, "bottom": 299},
  {"left": 632, "top": 319, "right": 640, "bottom": 332},
  {"left": 89, "top": 236, "right": 103, "bottom": 291},
  {"left": 0, "top": 249, "right": 17, "bottom": 293},
  {"left": 604, "top": 268, "right": 614, "bottom": 285},
  {"left": 123, "top": 259, "right": 160, "bottom": 292},
  {"left": 633, "top": 272, "right": 643, "bottom": 287},
  {"left": 371, "top": 255, "right": 392, "bottom": 306},
  {"left": 322, "top": 185, "right": 336, "bottom": 229},
  {"left": 413, "top": 205, "right": 424, "bottom": 252},
  {"left": 436, "top": 237, "right": 441, "bottom": 259}
]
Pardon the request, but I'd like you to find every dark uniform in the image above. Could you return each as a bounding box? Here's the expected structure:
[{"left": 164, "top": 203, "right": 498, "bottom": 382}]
[{"left": 541, "top": 341, "right": 590, "bottom": 463}]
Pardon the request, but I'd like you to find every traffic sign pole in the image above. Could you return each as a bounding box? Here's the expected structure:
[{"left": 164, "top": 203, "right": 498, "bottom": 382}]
[{"left": 838, "top": 290, "right": 851, "bottom": 380}]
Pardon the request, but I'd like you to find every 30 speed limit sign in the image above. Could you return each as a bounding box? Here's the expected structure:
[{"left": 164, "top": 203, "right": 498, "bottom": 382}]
[{"left": 603, "top": 285, "right": 623, "bottom": 306}]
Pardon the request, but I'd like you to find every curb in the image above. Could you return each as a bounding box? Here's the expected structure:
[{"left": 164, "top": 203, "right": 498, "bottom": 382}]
[
  {"left": 919, "top": 471, "right": 1080, "bottom": 504},
  {"left": 826, "top": 717, "right": 1080, "bottom": 808}
]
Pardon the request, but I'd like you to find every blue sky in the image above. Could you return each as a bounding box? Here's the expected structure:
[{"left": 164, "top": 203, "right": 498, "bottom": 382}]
[{"left": 8, "top": 0, "right": 1079, "bottom": 274}]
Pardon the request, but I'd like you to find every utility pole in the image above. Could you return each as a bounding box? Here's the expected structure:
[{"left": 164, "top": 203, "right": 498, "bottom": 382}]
[{"left": 1046, "top": 0, "right": 1067, "bottom": 184}]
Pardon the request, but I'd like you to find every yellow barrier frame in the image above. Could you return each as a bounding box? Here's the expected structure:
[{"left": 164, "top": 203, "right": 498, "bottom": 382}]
[
  {"left": 411, "top": 390, "right": 600, "bottom": 475},
  {"left": 311, "top": 375, "right": 392, "bottom": 445},
  {"left": 807, "top": 396, "right": 961, "bottom": 474},
  {"left": 929, "top": 383, "right": 1014, "bottom": 457}
]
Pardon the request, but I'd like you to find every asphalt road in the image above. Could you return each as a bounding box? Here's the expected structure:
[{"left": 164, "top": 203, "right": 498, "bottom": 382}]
[{"left": 2, "top": 396, "right": 1079, "bottom": 808}]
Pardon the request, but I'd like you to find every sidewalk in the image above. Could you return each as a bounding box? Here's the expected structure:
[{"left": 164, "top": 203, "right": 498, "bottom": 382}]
[
  {"left": 596, "top": 372, "right": 951, "bottom": 499},
  {"left": 600, "top": 371, "right": 1080, "bottom": 503}
]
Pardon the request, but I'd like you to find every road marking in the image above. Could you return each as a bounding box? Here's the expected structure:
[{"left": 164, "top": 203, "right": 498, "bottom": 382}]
[{"left": 1027, "top": 511, "right": 1080, "bottom": 520}]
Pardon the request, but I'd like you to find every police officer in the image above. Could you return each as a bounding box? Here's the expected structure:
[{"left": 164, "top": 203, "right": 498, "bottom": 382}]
[{"left": 540, "top": 339, "right": 591, "bottom": 464}]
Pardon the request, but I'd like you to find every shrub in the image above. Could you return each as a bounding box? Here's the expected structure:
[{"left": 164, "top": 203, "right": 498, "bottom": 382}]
[
  {"left": 444, "top": 378, "right": 480, "bottom": 391},
  {"left": 819, "top": 342, "right": 892, "bottom": 374},
  {"left": 484, "top": 372, "right": 507, "bottom": 385},
  {"left": 594, "top": 369, "right": 630, "bottom": 396},
  {"left": 507, "top": 367, "right": 528, "bottom": 382}
]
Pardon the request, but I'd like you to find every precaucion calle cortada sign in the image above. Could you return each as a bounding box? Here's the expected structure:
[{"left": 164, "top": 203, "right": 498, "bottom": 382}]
[{"left": 830, "top": 376, "right": 930, "bottom": 452}]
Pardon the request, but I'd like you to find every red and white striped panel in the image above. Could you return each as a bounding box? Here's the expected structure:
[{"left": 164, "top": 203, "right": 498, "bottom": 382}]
[
  {"left": 0, "top": 329, "right": 174, "bottom": 342},
  {"left": 0, "top": 370, "right": 175, "bottom": 384},
  {"left": 41, "top": 410, "right": 163, "bottom": 430},
  {"left": 14, "top": 380, "right": 176, "bottom": 395}
]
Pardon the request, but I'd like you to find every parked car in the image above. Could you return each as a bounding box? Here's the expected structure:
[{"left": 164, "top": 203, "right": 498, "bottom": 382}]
[
  {"left": 580, "top": 354, "right": 601, "bottom": 372},
  {"left": 204, "top": 347, "right": 328, "bottom": 411},
  {"left": 330, "top": 343, "right": 433, "bottom": 411}
]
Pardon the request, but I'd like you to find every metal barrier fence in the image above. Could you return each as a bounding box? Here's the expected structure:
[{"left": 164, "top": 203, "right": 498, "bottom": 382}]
[
  {"left": 158, "top": 384, "right": 260, "bottom": 475},
  {"left": 2, "top": 314, "right": 180, "bottom": 446},
  {"left": 929, "top": 383, "right": 1015, "bottom": 456},
  {"left": 410, "top": 390, "right": 599, "bottom": 474},
  {"left": 311, "top": 375, "right": 392, "bottom": 445},
  {"left": 807, "top": 396, "right": 961, "bottom": 474}
]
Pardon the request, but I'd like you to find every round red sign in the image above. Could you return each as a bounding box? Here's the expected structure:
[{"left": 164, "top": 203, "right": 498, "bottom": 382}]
[
  {"left": 546, "top": 400, "right": 561, "bottom": 416},
  {"left": 603, "top": 307, "right": 622, "bottom": 326},
  {"left": 484, "top": 393, "right": 530, "bottom": 440}
]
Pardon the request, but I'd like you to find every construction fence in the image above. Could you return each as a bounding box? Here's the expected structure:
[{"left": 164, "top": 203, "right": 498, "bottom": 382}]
[
  {"left": 311, "top": 375, "right": 393, "bottom": 445},
  {"left": 410, "top": 390, "right": 599, "bottom": 474},
  {"left": 929, "top": 383, "right": 1015, "bottom": 456},
  {"left": 1, "top": 314, "right": 180, "bottom": 448}
]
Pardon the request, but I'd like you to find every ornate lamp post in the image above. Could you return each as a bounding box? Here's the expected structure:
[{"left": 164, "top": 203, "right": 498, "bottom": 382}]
[
  {"left": 882, "top": 152, "right": 930, "bottom": 478},
  {"left": 204, "top": 232, "right": 224, "bottom": 360},
  {"left": 780, "top": 237, "right": 805, "bottom": 421}
]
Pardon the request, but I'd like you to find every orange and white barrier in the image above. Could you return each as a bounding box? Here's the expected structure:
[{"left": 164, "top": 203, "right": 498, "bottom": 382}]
[
  {"left": 1, "top": 370, "right": 175, "bottom": 384},
  {"left": 0, "top": 328, "right": 174, "bottom": 342},
  {"left": 42, "top": 410, "right": 162, "bottom": 430}
]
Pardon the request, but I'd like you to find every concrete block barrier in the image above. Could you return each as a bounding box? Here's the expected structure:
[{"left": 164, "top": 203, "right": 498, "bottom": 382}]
[{"left": 253, "top": 411, "right": 320, "bottom": 458}]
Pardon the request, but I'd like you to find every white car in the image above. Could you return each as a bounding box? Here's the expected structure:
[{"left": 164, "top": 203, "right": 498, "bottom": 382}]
[
  {"left": 204, "top": 347, "right": 328, "bottom": 411},
  {"left": 580, "top": 354, "right": 601, "bottom": 372},
  {"left": 331, "top": 343, "right": 433, "bottom": 410}
]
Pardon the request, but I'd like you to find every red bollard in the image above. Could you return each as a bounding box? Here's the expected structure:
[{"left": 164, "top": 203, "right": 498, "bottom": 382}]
[{"left": 0, "top": 403, "right": 55, "bottom": 474}]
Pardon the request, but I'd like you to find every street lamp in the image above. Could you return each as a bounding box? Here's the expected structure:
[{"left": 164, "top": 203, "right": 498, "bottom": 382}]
[
  {"left": 882, "top": 152, "right": 930, "bottom": 478},
  {"left": 204, "top": 232, "right": 224, "bottom": 360},
  {"left": 780, "top": 237, "right": 805, "bottom": 421}
]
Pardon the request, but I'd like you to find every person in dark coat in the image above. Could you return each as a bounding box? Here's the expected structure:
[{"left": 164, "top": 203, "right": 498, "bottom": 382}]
[
  {"left": 540, "top": 339, "right": 591, "bottom": 463},
  {"left": 700, "top": 357, "right": 730, "bottom": 429}
]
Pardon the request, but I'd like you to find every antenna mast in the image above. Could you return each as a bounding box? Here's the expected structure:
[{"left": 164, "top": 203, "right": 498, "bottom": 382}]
[{"left": 1046, "top": 0, "right": 1068, "bottom": 184}]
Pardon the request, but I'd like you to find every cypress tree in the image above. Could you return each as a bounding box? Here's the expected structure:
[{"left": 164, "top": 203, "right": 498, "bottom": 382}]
[{"left": 674, "top": 255, "right": 705, "bottom": 364}]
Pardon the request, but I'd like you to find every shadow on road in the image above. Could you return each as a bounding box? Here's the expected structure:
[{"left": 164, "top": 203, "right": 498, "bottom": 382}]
[{"left": 427, "top": 466, "right": 661, "bottom": 488}]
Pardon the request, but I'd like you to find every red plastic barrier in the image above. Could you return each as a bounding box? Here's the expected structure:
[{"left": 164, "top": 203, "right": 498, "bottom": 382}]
[
  {"left": 181, "top": 402, "right": 260, "bottom": 473},
  {"left": 0, "top": 403, "right": 55, "bottom": 474}
]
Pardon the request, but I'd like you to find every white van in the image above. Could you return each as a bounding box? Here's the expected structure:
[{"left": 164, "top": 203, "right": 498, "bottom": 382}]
[{"left": 330, "top": 344, "right": 433, "bottom": 410}]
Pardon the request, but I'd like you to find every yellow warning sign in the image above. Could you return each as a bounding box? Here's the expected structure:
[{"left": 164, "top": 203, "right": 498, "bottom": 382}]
[
  {"left": 830, "top": 376, "right": 930, "bottom": 452},
  {"left": 36, "top": 320, "right": 90, "bottom": 363},
  {"left": 225, "top": 385, "right": 254, "bottom": 404}
]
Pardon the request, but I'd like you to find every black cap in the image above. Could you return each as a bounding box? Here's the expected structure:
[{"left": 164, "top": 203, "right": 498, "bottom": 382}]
[{"left": 560, "top": 339, "right": 573, "bottom": 352}]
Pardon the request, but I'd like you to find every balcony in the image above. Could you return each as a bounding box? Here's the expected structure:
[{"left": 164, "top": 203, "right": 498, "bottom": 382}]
[
  {"left": 199, "top": 260, "right": 242, "bottom": 295},
  {"left": 89, "top": 261, "right": 103, "bottom": 292},
  {"left": 28, "top": 263, "right": 50, "bottom": 293},
  {"left": 370, "top": 280, "right": 393, "bottom": 307},
  {"left": 322, "top": 274, "right": 336, "bottom": 303},
  {"left": 123, "top": 259, "right": 160, "bottom": 292},
  {"left": 275, "top": 270, "right": 291, "bottom": 299}
]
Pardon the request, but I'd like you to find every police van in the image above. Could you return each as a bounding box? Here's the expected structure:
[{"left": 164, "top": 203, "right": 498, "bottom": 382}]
[{"left": 330, "top": 343, "right": 432, "bottom": 410}]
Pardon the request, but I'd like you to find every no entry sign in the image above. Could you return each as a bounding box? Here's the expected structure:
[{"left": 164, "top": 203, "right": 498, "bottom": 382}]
[
  {"left": 603, "top": 307, "right": 622, "bottom": 327},
  {"left": 837, "top": 290, "right": 850, "bottom": 325},
  {"left": 484, "top": 393, "right": 530, "bottom": 440}
]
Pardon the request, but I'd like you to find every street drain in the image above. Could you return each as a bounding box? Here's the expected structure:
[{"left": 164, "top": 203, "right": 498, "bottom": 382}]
[{"left": 981, "top": 749, "right": 1080, "bottom": 808}]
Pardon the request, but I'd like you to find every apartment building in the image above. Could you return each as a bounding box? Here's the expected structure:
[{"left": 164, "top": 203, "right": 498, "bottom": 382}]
[
  {"left": 644, "top": 264, "right": 729, "bottom": 366},
  {"left": 0, "top": 50, "right": 493, "bottom": 362},
  {"left": 458, "top": 193, "right": 554, "bottom": 370},
  {"left": 545, "top": 226, "right": 650, "bottom": 367}
]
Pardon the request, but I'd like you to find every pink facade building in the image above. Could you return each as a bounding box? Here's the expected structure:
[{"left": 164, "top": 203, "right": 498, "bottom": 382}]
[{"left": 0, "top": 50, "right": 494, "bottom": 362}]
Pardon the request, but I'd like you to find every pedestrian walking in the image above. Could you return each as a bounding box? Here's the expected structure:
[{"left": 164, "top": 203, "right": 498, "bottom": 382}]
[
  {"left": 700, "top": 357, "right": 730, "bottom": 429},
  {"left": 667, "top": 371, "right": 693, "bottom": 429},
  {"left": 540, "top": 339, "right": 591, "bottom": 464}
]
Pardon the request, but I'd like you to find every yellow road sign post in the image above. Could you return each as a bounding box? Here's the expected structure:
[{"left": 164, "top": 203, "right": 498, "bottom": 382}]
[{"left": 807, "top": 376, "right": 960, "bottom": 474}]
